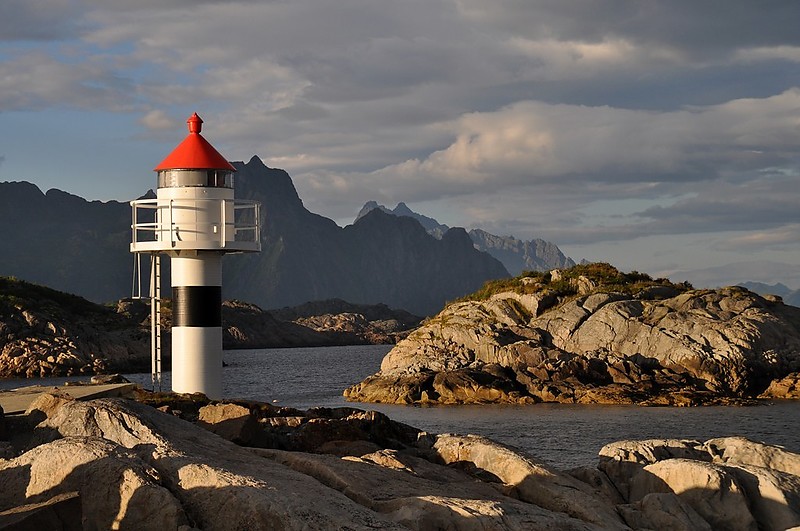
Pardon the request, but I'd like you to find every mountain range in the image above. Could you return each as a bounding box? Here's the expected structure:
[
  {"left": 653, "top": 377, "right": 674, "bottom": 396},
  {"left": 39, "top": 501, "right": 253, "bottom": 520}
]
[
  {"left": 356, "top": 201, "right": 576, "bottom": 275},
  {"left": 0, "top": 157, "right": 508, "bottom": 315},
  {"left": 738, "top": 281, "right": 800, "bottom": 307}
]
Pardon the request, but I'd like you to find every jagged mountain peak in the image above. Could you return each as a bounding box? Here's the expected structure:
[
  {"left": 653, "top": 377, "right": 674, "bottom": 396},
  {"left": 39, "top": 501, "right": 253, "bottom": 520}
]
[
  {"left": 355, "top": 200, "right": 449, "bottom": 235},
  {"left": 355, "top": 200, "right": 576, "bottom": 275}
]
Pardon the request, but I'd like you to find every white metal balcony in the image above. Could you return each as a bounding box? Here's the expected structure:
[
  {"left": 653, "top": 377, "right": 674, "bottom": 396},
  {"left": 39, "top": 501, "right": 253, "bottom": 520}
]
[{"left": 130, "top": 198, "right": 261, "bottom": 253}]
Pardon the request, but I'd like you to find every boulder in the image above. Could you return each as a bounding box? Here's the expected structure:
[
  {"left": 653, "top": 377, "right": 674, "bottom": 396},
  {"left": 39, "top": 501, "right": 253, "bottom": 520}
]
[
  {"left": 429, "top": 434, "right": 628, "bottom": 529},
  {"left": 628, "top": 459, "right": 757, "bottom": 531},
  {"left": 617, "top": 492, "right": 712, "bottom": 531},
  {"left": 431, "top": 368, "right": 529, "bottom": 404},
  {"left": 0, "top": 404, "right": 5, "bottom": 441},
  {"left": 723, "top": 464, "right": 800, "bottom": 531},
  {"left": 197, "top": 403, "right": 259, "bottom": 445},
  {"left": 705, "top": 436, "right": 800, "bottom": 476},
  {"left": 0, "top": 437, "right": 187, "bottom": 530},
  {"left": 598, "top": 439, "right": 709, "bottom": 500},
  {"left": 18, "top": 393, "right": 644, "bottom": 529},
  {"left": 598, "top": 436, "right": 800, "bottom": 531}
]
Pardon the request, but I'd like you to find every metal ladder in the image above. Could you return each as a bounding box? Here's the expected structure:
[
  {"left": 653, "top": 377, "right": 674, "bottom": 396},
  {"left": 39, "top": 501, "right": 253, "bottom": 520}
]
[{"left": 133, "top": 252, "right": 163, "bottom": 392}]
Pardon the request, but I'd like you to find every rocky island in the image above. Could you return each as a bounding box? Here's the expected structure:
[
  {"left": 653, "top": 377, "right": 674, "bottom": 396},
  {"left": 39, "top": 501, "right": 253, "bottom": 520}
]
[
  {"left": 1, "top": 390, "right": 799, "bottom": 529},
  {"left": 345, "top": 264, "right": 800, "bottom": 406}
]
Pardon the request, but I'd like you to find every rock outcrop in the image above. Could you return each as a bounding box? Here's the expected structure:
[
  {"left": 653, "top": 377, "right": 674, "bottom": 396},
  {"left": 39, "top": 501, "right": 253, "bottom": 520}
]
[
  {"left": 598, "top": 436, "right": 800, "bottom": 530},
  {"left": 269, "top": 298, "right": 422, "bottom": 344},
  {"left": 2, "top": 391, "right": 799, "bottom": 530},
  {"left": 0, "top": 277, "right": 150, "bottom": 378},
  {"left": 759, "top": 372, "right": 800, "bottom": 399},
  {"left": 345, "top": 264, "right": 800, "bottom": 405}
]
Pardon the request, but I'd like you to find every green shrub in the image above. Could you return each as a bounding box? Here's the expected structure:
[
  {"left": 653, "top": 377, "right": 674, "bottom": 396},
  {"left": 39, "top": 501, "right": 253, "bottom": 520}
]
[{"left": 455, "top": 262, "right": 690, "bottom": 304}]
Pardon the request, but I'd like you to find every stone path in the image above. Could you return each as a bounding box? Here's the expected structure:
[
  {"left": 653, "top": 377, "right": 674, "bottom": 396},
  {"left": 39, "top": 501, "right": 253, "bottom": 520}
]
[{"left": 0, "top": 383, "right": 138, "bottom": 415}]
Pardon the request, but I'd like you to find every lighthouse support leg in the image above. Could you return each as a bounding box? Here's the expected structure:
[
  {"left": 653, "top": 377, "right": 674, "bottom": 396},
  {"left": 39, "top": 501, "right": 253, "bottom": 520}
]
[{"left": 171, "top": 253, "right": 223, "bottom": 399}]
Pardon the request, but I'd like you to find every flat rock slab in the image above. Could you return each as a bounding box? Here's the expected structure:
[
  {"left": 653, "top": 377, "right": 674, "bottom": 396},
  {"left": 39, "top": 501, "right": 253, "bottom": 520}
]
[{"left": 0, "top": 383, "right": 137, "bottom": 415}]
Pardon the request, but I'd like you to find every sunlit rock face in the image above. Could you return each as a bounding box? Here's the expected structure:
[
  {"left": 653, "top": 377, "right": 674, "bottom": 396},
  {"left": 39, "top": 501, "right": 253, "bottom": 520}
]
[
  {"left": 345, "top": 264, "right": 800, "bottom": 406},
  {"left": 2, "top": 391, "right": 799, "bottom": 530}
]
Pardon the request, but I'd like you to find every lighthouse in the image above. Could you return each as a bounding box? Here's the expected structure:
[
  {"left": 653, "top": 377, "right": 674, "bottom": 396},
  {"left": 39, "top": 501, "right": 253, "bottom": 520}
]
[{"left": 130, "top": 113, "right": 260, "bottom": 399}]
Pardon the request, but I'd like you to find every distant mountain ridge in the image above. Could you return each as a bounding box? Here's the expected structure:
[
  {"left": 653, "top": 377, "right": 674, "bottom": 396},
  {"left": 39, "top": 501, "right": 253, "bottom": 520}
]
[
  {"left": 738, "top": 281, "right": 800, "bottom": 307},
  {"left": 0, "top": 157, "right": 508, "bottom": 315},
  {"left": 0, "top": 181, "right": 132, "bottom": 303},
  {"left": 356, "top": 201, "right": 575, "bottom": 275},
  {"left": 356, "top": 201, "right": 449, "bottom": 238}
]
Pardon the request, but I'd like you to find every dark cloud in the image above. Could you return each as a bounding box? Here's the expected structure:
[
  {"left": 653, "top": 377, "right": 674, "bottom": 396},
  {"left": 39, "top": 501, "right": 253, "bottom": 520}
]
[
  {"left": 456, "top": 0, "right": 800, "bottom": 58},
  {"left": 0, "top": 0, "right": 89, "bottom": 41},
  {"left": 0, "top": 53, "right": 135, "bottom": 111}
]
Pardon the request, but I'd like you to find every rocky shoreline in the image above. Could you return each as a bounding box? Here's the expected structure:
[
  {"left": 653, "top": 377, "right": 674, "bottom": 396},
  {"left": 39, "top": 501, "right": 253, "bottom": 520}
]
[
  {"left": 0, "top": 277, "right": 420, "bottom": 379},
  {"left": 1, "top": 388, "right": 799, "bottom": 529},
  {"left": 345, "top": 264, "right": 800, "bottom": 406}
]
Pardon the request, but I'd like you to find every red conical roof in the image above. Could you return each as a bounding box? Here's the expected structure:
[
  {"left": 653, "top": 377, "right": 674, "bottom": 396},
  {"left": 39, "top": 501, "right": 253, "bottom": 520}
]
[{"left": 153, "top": 113, "right": 236, "bottom": 172}]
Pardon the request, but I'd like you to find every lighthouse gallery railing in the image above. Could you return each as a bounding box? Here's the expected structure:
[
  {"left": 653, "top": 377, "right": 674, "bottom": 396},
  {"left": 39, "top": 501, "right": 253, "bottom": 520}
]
[{"left": 130, "top": 198, "right": 261, "bottom": 252}]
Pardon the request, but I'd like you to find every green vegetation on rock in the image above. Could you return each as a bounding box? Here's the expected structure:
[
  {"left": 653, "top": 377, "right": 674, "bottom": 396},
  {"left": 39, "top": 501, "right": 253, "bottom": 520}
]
[
  {"left": 457, "top": 262, "right": 692, "bottom": 304},
  {"left": 0, "top": 276, "right": 108, "bottom": 319}
]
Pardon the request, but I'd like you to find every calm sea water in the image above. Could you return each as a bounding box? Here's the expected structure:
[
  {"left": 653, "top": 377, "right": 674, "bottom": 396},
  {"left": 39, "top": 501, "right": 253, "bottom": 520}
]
[{"left": 3, "top": 344, "right": 799, "bottom": 469}]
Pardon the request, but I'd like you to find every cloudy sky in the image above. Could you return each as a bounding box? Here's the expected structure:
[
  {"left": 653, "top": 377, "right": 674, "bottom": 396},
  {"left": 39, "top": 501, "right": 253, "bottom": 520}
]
[{"left": 2, "top": 0, "right": 799, "bottom": 287}]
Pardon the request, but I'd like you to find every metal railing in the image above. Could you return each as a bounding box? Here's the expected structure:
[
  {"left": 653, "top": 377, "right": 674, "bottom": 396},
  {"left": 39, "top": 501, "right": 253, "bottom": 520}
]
[{"left": 130, "top": 198, "right": 261, "bottom": 252}]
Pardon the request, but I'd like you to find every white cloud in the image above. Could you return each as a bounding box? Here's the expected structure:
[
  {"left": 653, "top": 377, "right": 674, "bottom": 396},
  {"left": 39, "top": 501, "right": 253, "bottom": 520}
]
[
  {"left": 735, "top": 46, "right": 800, "bottom": 63},
  {"left": 716, "top": 224, "right": 800, "bottom": 252},
  {"left": 139, "top": 109, "right": 176, "bottom": 131},
  {"left": 363, "top": 89, "right": 800, "bottom": 195},
  {"left": 505, "top": 37, "right": 683, "bottom": 80}
]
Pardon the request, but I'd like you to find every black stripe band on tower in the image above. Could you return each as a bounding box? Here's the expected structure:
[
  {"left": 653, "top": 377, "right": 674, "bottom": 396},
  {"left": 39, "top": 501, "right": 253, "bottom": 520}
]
[{"left": 172, "top": 286, "right": 222, "bottom": 327}]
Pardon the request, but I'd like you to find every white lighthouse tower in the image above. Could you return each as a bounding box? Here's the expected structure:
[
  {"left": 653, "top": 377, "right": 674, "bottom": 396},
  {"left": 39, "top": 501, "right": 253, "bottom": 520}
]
[{"left": 130, "top": 113, "right": 260, "bottom": 399}]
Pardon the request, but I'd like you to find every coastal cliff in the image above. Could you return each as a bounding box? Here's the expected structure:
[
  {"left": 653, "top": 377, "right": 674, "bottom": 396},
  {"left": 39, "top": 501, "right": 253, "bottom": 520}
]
[
  {"left": 1, "top": 391, "right": 799, "bottom": 529},
  {"left": 345, "top": 263, "right": 800, "bottom": 405}
]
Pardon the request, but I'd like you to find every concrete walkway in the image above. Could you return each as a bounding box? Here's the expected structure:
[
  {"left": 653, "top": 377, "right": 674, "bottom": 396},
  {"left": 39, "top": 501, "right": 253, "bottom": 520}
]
[{"left": 0, "top": 383, "right": 138, "bottom": 415}]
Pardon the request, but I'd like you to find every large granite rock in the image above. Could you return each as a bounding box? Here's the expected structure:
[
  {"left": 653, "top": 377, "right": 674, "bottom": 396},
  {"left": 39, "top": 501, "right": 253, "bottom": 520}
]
[
  {"left": 599, "top": 437, "right": 800, "bottom": 530},
  {"left": 2, "top": 391, "right": 799, "bottom": 530},
  {"left": 345, "top": 265, "right": 800, "bottom": 405},
  {"left": 0, "top": 436, "right": 187, "bottom": 530}
]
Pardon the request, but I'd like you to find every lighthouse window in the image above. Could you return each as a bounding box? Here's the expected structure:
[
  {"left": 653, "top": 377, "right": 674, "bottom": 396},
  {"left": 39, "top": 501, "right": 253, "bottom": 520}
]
[
  {"left": 158, "top": 170, "right": 234, "bottom": 188},
  {"left": 208, "top": 170, "right": 234, "bottom": 188}
]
